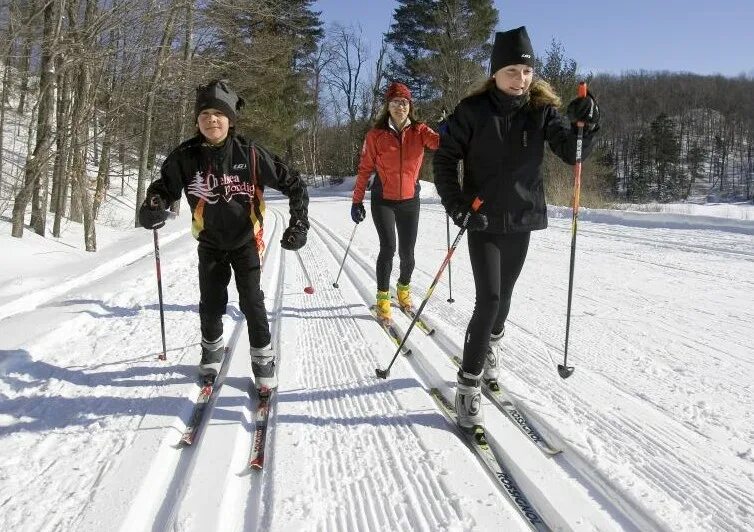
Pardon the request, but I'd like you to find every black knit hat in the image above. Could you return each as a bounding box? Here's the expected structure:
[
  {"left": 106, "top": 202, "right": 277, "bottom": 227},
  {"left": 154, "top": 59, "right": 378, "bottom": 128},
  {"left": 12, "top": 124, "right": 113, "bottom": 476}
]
[
  {"left": 194, "top": 79, "right": 245, "bottom": 123},
  {"left": 490, "top": 26, "right": 535, "bottom": 75}
]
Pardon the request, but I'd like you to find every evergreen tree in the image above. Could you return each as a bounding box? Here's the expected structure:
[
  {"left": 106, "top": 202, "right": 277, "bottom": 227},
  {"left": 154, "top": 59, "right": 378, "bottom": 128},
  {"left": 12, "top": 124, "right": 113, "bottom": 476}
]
[
  {"left": 202, "top": 0, "right": 323, "bottom": 157},
  {"left": 385, "top": 0, "right": 497, "bottom": 109},
  {"left": 650, "top": 113, "right": 682, "bottom": 200}
]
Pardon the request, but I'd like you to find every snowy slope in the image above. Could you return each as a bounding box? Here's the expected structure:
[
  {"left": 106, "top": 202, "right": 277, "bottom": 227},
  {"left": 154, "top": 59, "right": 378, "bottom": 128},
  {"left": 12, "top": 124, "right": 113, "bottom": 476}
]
[{"left": 0, "top": 182, "right": 753, "bottom": 531}]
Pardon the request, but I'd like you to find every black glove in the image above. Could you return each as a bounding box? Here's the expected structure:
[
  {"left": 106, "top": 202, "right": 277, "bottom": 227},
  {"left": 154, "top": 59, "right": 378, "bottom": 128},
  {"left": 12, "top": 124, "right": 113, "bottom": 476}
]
[
  {"left": 281, "top": 218, "right": 308, "bottom": 250},
  {"left": 351, "top": 203, "right": 366, "bottom": 223},
  {"left": 437, "top": 107, "right": 449, "bottom": 135},
  {"left": 449, "top": 203, "right": 488, "bottom": 232},
  {"left": 138, "top": 194, "right": 168, "bottom": 229},
  {"left": 567, "top": 91, "right": 600, "bottom": 128}
]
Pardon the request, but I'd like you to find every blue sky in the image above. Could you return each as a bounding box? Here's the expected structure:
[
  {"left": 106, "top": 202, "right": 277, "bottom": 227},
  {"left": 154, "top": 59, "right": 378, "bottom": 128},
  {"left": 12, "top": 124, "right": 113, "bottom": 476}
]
[{"left": 315, "top": 0, "right": 754, "bottom": 77}]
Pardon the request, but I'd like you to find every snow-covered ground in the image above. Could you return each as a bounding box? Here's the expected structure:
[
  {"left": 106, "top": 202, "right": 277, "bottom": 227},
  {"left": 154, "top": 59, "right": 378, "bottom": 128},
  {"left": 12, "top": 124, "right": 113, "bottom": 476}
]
[{"left": 1, "top": 178, "right": 753, "bottom": 531}]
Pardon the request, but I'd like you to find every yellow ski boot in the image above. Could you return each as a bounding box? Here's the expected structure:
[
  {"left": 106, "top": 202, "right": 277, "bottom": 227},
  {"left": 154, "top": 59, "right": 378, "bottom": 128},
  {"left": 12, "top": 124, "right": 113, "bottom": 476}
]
[
  {"left": 375, "top": 290, "right": 392, "bottom": 322},
  {"left": 396, "top": 282, "right": 413, "bottom": 309}
]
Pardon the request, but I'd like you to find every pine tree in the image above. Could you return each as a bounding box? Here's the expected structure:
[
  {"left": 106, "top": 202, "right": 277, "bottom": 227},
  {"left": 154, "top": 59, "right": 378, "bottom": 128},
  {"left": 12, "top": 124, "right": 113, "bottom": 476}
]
[{"left": 385, "top": 0, "right": 497, "bottom": 108}]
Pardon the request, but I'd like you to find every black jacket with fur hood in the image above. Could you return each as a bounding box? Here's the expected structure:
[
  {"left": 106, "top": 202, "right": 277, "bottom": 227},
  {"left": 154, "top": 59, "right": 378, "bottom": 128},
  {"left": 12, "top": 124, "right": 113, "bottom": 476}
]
[{"left": 433, "top": 79, "right": 598, "bottom": 233}]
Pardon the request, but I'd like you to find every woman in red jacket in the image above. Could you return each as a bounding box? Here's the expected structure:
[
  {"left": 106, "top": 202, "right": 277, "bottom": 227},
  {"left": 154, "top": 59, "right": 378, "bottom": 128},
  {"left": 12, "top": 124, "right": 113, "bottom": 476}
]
[{"left": 351, "top": 82, "right": 439, "bottom": 321}]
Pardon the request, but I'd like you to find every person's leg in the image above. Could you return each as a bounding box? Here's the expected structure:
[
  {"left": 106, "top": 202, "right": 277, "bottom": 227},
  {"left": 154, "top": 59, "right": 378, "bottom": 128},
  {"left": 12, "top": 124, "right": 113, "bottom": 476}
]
[
  {"left": 230, "top": 242, "right": 276, "bottom": 392},
  {"left": 230, "top": 242, "right": 270, "bottom": 349},
  {"left": 197, "top": 244, "right": 232, "bottom": 376},
  {"left": 370, "top": 201, "right": 397, "bottom": 292},
  {"left": 394, "top": 198, "right": 420, "bottom": 307},
  {"left": 461, "top": 231, "right": 502, "bottom": 376},
  {"left": 491, "top": 232, "right": 531, "bottom": 333},
  {"left": 371, "top": 201, "right": 397, "bottom": 319},
  {"left": 455, "top": 231, "right": 501, "bottom": 430},
  {"left": 484, "top": 232, "right": 531, "bottom": 386}
]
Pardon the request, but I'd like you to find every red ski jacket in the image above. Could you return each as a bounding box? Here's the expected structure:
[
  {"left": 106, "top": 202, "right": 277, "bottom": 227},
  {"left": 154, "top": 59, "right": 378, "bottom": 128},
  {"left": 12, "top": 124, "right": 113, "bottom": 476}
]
[{"left": 353, "top": 122, "right": 439, "bottom": 203}]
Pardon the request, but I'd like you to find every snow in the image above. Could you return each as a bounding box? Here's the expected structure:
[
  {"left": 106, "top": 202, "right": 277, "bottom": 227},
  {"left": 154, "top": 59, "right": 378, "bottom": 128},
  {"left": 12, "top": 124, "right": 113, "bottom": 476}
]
[{"left": 1, "top": 177, "right": 753, "bottom": 531}]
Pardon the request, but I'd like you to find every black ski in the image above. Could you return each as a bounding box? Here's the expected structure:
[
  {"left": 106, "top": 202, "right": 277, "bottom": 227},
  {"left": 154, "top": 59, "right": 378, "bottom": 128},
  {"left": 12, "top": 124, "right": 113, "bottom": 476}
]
[
  {"left": 178, "top": 347, "right": 229, "bottom": 447},
  {"left": 451, "top": 356, "right": 561, "bottom": 456},
  {"left": 179, "top": 375, "right": 216, "bottom": 446},
  {"left": 249, "top": 387, "right": 273, "bottom": 469},
  {"left": 392, "top": 297, "right": 435, "bottom": 335},
  {"left": 430, "top": 387, "right": 549, "bottom": 531},
  {"left": 370, "top": 305, "right": 412, "bottom": 356}
]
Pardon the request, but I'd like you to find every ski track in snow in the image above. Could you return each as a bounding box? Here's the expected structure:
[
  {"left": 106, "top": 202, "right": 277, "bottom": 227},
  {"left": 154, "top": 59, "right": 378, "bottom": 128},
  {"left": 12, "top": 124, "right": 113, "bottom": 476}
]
[{"left": 1, "top": 192, "right": 752, "bottom": 531}]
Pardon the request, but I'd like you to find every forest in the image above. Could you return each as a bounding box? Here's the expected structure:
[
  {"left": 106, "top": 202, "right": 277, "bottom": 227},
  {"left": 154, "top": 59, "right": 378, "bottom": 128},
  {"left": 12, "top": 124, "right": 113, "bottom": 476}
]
[{"left": 1, "top": 0, "right": 752, "bottom": 250}]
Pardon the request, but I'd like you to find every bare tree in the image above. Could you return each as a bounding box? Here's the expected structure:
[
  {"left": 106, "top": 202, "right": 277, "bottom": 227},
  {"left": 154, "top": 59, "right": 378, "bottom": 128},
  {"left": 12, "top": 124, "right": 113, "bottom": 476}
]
[{"left": 10, "top": 0, "right": 60, "bottom": 238}]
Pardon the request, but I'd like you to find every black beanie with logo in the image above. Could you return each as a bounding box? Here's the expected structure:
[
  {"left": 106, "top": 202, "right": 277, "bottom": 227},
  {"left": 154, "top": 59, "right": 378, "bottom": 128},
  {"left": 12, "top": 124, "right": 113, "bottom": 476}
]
[
  {"left": 194, "top": 79, "right": 245, "bottom": 123},
  {"left": 489, "top": 26, "right": 535, "bottom": 75}
]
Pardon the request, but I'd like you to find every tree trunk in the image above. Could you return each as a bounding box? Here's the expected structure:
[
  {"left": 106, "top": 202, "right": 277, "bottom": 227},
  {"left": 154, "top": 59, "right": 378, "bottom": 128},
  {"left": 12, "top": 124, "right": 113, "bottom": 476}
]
[
  {"left": 134, "top": 6, "right": 177, "bottom": 227},
  {"left": 11, "top": 0, "right": 57, "bottom": 238}
]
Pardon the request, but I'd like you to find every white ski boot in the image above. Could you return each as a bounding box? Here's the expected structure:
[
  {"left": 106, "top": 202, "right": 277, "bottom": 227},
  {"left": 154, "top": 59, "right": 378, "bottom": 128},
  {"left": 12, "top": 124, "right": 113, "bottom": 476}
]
[
  {"left": 199, "top": 336, "right": 224, "bottom": 377},
  {"left": 251, "top": 343, "right": 277, "bottom": 395},
  {"left": 455, "top": 368, "right": 484, "bottom": 431}
]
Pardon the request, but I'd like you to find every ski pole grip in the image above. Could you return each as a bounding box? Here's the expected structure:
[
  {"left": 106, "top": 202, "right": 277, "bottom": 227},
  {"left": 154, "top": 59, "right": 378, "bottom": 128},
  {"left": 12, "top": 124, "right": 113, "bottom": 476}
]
[
  {"left": 578, "top": 81, "right": 587, "bottom": 98},
  {"left": 471, "top": 197, "right": 483, "bottom": 211}
]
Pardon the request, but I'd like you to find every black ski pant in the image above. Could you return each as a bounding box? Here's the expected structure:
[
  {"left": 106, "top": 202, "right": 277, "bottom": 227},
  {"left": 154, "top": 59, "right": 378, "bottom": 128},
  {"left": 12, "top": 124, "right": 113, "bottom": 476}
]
[
  {"left": 461, "top": 231, "right": 531, "bottom": 375},
  {"left": 370, "top": 197, "right": 420, "bottom": 292},
  {"left": 198, "top": 241, "right": 271, "bottom": 349}
]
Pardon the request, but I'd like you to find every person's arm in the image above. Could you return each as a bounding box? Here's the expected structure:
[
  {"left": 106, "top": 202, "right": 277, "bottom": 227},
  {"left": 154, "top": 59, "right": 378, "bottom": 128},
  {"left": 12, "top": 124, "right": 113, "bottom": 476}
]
[
  {"left": 255, "top": 144, "right": 309, "bottom": 226},
  {"left": 353, "top": 130, "right": 377, "bottom": 204},
  {"left": 138, "top": 151, "right": 185, "bottom": 229},
  {"left": 432, "top": 103, "right": 472, "bottom": 214},
  {"left": 420, "top": 123, "right": 440, "bottom": 150},
  {"left": 545, "top": 93, "right": 601, "bottom": 165}
]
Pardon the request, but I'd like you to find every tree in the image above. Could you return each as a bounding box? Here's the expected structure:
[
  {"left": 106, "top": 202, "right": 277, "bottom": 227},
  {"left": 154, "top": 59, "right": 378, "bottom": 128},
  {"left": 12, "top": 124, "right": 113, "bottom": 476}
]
[{"left": 385, "top": 0, "right": 497, "bottom": 109}]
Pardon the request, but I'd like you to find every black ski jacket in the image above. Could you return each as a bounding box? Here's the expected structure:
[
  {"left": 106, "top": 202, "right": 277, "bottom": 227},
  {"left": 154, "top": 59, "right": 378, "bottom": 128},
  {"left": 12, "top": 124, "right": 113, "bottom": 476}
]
[
  {"left": 433, "top": 80, "right": 598, "bottom": 233},
  {"left": 146, "top": 133, "right": 308, "bottom": 253}
]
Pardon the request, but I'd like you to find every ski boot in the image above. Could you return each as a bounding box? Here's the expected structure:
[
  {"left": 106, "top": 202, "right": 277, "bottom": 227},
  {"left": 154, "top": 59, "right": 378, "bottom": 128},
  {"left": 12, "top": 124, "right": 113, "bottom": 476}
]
[
  {"left": 483, "top": 327, "right": 504, "bottom": 392},
  {"left": 251, "top": 343, "right": 277, "bottom": 396},
  {"left": 396, "top": 281, "right": 413, "bottom": 310},
  {"left": 455, "top": 368, "right": 484, "bottom": 432},
  {"left": 199, "top": 336, "right": 224, "bottom": 378},
  {"left": 375, "top": 290, "right": 392, "bottom": 322}
]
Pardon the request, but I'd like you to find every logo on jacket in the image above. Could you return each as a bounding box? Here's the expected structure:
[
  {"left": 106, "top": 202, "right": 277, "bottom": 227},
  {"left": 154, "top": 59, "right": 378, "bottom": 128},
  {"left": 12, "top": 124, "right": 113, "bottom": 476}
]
[
  {"left": 232, "top": 163, "right": 247, "bottom": 170},
  {"left": 188, "top": 171, "right": 254, "bottom": 204}
]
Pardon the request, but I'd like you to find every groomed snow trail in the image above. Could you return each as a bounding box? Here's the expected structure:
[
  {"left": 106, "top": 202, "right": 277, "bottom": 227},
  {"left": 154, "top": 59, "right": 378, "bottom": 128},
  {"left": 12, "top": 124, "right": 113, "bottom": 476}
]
[{"left": 1, "top": 191, "right": 752, "bottom": 532}]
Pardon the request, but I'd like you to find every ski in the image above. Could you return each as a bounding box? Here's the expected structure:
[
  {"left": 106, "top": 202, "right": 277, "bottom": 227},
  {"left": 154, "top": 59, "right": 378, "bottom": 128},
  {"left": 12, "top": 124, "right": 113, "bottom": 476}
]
[
  {"left": 249, "top": 387, "right": 273, "bottom": 470},
  {"left": 178, "top": 375, "right": 216, "bottom": 446},
  {"left": 178, "top": 347, "right": 230, "bottom": 447},
  {"left": 430, "top": 388, "right": 549, "bottom": 531},
  {"left": 392, "top": 297, "right": 435, "bottom": 335},
  {"left": 370, "top": 305, "right": 412, "bottom": 356},
  {"left": 451, "top": 356, "right": 561, "bottom": 456}
]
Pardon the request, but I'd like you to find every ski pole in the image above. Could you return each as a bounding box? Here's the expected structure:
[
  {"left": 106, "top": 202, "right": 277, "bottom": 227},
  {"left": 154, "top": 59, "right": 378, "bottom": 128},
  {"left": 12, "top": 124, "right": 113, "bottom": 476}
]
[
  {"left": 295, "top": 249, "right": 315, "bottom": 294},
  {"left": 559, "top": 81, "right": 588, "bottom": 380},
  {"left": 376, "top": 197, "right": 483, "bottom": 379},
  {"left": 153, "top": 228, "right": 167, "bottom": 361},
  {"left": 446, "top": 213, "right": 454, "bottom": 303},
  {"left": 332, "top": 223, "right": 358, "bottom": 288}
]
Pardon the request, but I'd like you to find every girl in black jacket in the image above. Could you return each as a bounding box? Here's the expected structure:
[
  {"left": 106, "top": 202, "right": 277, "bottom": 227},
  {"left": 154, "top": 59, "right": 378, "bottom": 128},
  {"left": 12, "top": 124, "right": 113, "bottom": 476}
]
[{"left": 433, "top": 27, "right": 600, "bottom": 430}]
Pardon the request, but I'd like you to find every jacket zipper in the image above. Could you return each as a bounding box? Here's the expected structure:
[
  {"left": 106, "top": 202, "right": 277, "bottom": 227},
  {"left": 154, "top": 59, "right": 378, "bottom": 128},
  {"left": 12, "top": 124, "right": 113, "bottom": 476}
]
[{"left": 398, "top": 130, "right": 404, "bottom": 200}]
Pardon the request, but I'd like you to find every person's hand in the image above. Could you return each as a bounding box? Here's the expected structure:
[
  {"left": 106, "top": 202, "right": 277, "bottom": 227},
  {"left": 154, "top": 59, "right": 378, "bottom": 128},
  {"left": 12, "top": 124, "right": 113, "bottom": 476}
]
[
  {"left": 351, "top": 203, "right": 366, "bottom": 224},
  {"left": 567, "top": 91, "right": 600, "bottom": 129},
  {"left": 138, "top": 194, "right": 168, "bottom": 229},
  {"left": 437, "top": 107, "right": 449, "bottom": 135},
  {"left": 281, "top": 218, "right": 308, "bottom": 250},
  {"left": 449, "top": 202, "right": 487, "bottom": 232}
]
